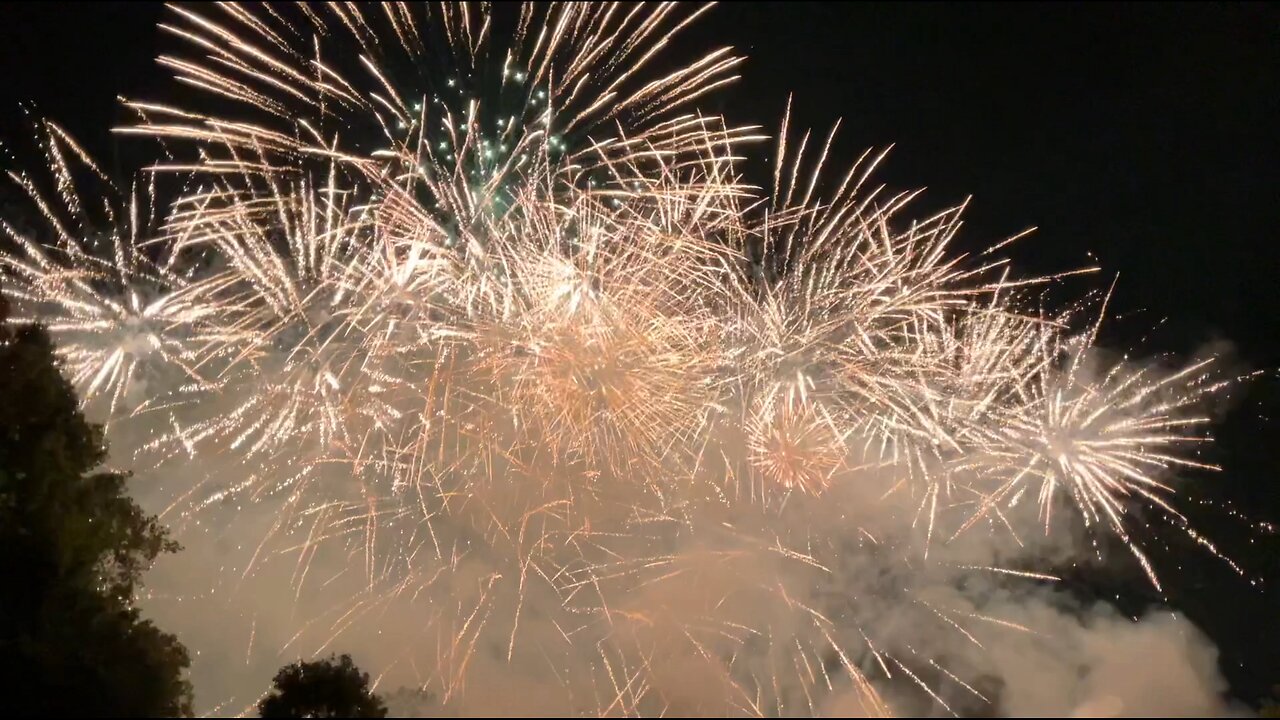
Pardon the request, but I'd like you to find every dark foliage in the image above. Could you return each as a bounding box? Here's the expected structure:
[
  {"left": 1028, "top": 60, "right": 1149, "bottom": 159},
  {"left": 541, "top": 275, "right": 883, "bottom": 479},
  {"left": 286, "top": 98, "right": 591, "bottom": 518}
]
[
  {"left": 0, "top": 294, "right": 193, "bottom": 716},
  {"left": 258, "top": 654, "right": 388, "bottom": 718}
]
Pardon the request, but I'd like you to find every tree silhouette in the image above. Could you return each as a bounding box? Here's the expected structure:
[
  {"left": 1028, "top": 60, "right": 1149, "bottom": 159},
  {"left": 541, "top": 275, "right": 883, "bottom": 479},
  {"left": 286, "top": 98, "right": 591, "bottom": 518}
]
[
  {"left": 1261, "top": 685, "right": 1280, "bottom": 718},
  {"left": 259, "top": 654, "right": 388, "bottom": 718},
  {"left": 0, "top": 294, "right": 193, "bottom": 715},
  {"left": 384, "top": 685, "right": 440, "bottom": 716}
]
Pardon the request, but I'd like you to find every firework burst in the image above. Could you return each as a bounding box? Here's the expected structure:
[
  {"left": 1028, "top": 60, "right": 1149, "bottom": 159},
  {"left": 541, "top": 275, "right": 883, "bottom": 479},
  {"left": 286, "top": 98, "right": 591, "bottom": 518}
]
[
  {"left": 0, "top": 3, "right": 1246, "bottom": 717},
  {"left": 0, "top": 119, "right": 213, "bottom": 419}
]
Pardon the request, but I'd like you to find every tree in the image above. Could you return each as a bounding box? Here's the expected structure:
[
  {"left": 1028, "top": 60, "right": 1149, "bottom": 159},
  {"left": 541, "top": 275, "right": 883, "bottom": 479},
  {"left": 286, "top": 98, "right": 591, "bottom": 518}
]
[
  {"left": 384, "top": 685, "right": 441, "bottom": 717},
  {"left": 1262, "top": 684, "right": 1280, "bottom": 718},
  {"left": 259, "top": 654, "right": 388, "bottom": 718},
  {"left": 0, "top": 294, "right": 194, "bottom": 715}
]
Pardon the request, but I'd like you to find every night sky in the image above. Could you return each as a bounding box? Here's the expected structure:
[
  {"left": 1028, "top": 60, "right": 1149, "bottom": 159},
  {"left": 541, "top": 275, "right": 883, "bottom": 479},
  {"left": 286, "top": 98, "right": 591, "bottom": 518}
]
[{"left": 1, "top": 1, "right": 1277, "bottom": 708}]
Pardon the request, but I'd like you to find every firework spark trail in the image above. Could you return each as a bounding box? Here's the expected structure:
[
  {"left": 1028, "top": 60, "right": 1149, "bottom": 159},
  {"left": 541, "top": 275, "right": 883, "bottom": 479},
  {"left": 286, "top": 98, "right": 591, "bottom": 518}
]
[
  {"left": 0, "top": 3, "right": 1248, "bottom": 717},
  {"left": 121, "top": 2, "right": 752, "bottom": 218},
  {"left": 154, "top": 165, "right": 405, "bottom": 465},
  {"left": 0, "top": 119, "right": 214, "bottom": 420}
]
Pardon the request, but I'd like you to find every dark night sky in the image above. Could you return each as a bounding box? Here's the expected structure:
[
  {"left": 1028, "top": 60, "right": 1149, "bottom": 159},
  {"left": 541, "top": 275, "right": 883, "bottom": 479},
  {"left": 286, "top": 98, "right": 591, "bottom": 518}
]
[{"left": 1, "top": 1, "right": 1277, "bottom": 707}]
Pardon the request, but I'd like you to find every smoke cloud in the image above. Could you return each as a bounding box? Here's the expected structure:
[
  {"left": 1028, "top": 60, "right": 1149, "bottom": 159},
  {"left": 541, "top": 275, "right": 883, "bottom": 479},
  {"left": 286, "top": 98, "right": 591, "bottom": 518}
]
[{"left": 116, "top": 395, "right": 1240, "bottom": 717}]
